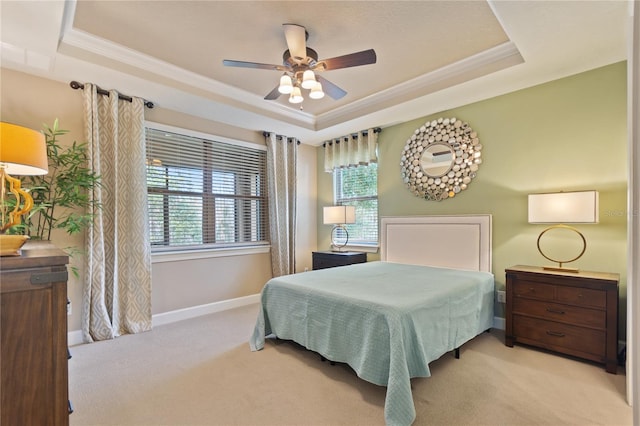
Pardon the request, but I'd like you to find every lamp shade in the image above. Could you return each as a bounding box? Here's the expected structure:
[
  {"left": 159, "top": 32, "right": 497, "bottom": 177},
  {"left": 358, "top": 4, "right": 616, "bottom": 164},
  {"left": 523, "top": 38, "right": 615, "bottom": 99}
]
[
  {"left": 309, "top": 81, "right": 325, "bottom": 99},
  {"left": 0, "top": 122, "right": 48, "bottom": 175},
  {"left": 323, "top": 205, "right": 356, "bottom": 225},
  {"left": 278, "top": 75, "right": 293, "bottom": 94},
  {"left": 301, "top": 70, "right": 317, "bottom": 89},
  {"left": 289, "top": 86, "right": 303, "bottom": 104},
  {"left": 528, "top": 191, "right": 599, "bottom": 224}
]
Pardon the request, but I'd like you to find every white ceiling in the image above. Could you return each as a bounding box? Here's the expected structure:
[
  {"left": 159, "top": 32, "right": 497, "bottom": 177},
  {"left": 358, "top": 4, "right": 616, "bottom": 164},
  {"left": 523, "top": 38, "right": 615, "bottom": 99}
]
[{"left": 0, "top": 1, "right": 630, "bottom": 145}]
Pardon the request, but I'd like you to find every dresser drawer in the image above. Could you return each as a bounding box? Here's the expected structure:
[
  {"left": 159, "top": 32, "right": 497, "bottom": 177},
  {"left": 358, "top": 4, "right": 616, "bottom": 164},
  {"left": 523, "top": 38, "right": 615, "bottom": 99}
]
[
  {"left": 513, "top": 298, "right": 606, "bottom": 329},
  {"left": 313, "top": 257, "right": 339, "bottom": 269},
  {"left": 512, "top": 280, "right": 555, "bottom": 301},
  {"left": 556, "top": 286, "right": 605, "bottom": 309},
  {"left": 513, "top": 315, "right": 605, "bottom": 358}
]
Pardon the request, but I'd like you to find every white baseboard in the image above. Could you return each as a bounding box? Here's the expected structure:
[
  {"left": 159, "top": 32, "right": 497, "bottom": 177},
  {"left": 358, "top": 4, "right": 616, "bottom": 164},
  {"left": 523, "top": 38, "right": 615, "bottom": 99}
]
[
  {"left": 68, "top": 293, "right": 261, "bottom": 347},
  {"left": 152, "top": 293, "right": 261, "bottom": 327}
]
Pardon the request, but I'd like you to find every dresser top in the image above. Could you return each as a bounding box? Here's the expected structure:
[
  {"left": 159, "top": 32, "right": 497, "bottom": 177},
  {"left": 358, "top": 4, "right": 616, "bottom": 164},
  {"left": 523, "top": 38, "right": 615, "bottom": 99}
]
[
  {"left": 506, "top": 264, "right": 619, "bottom": 282},
  {"left": 0, "top": 241, "right": 69, "bottom": 271}
]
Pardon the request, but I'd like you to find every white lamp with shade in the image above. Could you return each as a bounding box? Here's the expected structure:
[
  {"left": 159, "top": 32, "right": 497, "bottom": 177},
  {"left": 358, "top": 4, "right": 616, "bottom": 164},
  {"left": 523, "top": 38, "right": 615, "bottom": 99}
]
[
  {"left": 323, "top": 205, "right": 356, "bottom": 251},
  {"left": 528, "top": 190, "right": 599, "bottom": 272}
]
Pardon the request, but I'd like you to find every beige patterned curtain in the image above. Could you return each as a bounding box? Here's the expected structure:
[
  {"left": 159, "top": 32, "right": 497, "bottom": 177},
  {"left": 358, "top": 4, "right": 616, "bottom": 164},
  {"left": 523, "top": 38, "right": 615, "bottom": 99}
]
[
  {"left": 81, "top": 83, "right": 152, "bottom": 342},
  {"left": 324, "top": 129, "right": 378, "bottom": 172},
  {"left": 265, "top": 133, "right": 297, "bottom": 277}
]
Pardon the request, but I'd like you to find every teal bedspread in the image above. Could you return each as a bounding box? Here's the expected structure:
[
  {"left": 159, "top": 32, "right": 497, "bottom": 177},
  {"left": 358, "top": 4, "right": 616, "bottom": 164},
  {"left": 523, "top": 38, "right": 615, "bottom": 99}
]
[{"left": 250, "top": 261, "right": 494, "bottom": 426}]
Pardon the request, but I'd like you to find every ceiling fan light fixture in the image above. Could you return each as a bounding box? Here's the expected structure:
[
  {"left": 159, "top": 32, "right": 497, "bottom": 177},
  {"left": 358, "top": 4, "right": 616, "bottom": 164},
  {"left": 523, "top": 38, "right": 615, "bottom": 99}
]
[
  {"left": 309, "top": 81, "right": 325, "bottom": 99},
  {"left": 278, "top": 75, "right": 293, "bottom": 94},
  {"left": 289, "top": 86, "right": 303, "bottom": 104},
  {"left": 301, "top": 70, "right": 317, "bottom": 89},
  {"left": 223, "top": 24, "right": 376, "bottom": 105}
]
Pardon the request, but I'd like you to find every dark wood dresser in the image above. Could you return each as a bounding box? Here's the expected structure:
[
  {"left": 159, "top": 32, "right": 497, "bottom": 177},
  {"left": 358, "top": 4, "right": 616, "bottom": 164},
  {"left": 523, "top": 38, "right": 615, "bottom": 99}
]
[
  {"left": 505, "top": 265, "right": 619, "bottom": 374},
  {"left": 0, "top": 243, "right": 70, "bottom": 425},
  {"left": 312, "top": 251, "right": 366, "bottom": 270}
]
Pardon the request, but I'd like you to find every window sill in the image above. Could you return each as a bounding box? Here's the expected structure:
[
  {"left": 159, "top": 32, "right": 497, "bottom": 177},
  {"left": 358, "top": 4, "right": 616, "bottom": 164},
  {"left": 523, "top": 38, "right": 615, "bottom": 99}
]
[
  {"left": 152, "top": 245, "right": 270, "bottom": 263},
  {"left": 341, "top": 244, "right": 379, "bottom": 254}
]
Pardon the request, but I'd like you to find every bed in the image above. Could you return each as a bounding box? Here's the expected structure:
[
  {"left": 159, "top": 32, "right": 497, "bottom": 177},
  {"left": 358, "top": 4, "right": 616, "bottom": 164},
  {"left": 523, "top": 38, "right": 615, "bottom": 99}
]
[{"left": 250, "top": 215, "right": 494, "bottom": 426}]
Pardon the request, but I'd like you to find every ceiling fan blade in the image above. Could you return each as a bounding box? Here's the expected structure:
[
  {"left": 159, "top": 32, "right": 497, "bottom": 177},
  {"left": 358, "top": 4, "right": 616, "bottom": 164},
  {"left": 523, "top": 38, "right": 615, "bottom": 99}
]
[
  {"left": 264, "top": 85, "right": 282, "bottom": 100},
  {"left": 283, "top": 23, "right": 307, "bottom": 62},
  {"left": 223, "top": 59, "right": 287, "bottom": 72},
  {"left": 317, "top": 49, "right": 377, "bottom": 71},
  {"left": 317, "top": 75, "right": 347, "bottom": 100}
]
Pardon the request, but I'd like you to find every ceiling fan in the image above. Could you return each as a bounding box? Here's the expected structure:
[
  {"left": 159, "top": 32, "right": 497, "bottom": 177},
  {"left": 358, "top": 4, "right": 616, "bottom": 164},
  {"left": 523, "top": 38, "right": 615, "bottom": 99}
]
[{"left": 222, "top": 23, "right": 376, "bottom": 104}]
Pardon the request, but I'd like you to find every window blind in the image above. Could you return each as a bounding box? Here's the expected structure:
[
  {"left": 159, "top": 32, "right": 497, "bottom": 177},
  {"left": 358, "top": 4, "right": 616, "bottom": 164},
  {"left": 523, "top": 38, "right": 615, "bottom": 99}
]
[{"left": 146, "top": 128, "right": 268, "bottom": 250}]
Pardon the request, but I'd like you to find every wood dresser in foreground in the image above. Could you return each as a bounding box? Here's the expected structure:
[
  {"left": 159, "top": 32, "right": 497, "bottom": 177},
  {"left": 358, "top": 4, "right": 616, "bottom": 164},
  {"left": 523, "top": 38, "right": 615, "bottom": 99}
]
[
  {"left": 505, "top": 265, "right": 619, "bottom": 374},
  {"left": 0, "top": 242, "right": 70, "bottom": 425}
]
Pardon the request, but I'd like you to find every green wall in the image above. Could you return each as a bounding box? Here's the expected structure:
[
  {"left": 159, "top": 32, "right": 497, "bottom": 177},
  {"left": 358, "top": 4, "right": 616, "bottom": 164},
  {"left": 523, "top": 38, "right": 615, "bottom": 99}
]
[{"left": 317, "top": 62, "right": 628, "bottom": 335}]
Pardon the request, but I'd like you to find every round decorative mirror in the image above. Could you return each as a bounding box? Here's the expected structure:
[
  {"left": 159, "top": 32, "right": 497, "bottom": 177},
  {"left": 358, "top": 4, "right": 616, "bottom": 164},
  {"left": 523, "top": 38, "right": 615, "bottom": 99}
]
[{"left": 400, "top": 117, "right": 482, "bottom": 201}]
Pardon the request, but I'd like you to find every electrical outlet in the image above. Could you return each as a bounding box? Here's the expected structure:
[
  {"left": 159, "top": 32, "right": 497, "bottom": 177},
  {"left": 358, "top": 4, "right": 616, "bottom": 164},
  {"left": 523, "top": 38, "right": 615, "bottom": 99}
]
[
  {"left": 496, "top": 290, "right": 506, "bottom": 303},
  {"left": 67, "top": 300, "right": 72, "bottom": 316}
]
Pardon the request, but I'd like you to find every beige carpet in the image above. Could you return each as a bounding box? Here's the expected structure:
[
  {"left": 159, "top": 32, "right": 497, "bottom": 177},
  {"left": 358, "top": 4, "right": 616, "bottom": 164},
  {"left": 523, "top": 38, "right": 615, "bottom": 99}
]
[{"left": 69, "top": 304, "right": 631, "bottom": 426}]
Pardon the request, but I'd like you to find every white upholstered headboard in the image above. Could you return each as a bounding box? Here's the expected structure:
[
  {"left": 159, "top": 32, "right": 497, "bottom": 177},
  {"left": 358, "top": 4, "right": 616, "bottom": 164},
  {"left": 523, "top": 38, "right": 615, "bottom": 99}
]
[{"left": 380, "top": 215, "right": 492, "bottom": 272}]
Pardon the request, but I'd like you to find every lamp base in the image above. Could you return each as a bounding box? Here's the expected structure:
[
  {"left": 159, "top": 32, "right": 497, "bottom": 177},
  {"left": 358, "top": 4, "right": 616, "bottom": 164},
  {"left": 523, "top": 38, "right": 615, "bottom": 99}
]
[
  {"left": 0, "top": 234, "right": 29, "bottom": 256},
  {"left": 542, "top": 265, "right": 580, "bottom": 273},
  {"left": 330, "top": 225, "right": 349, "bottom": 252},
  {"left": 536, "top": 225, "right": 586, "bottom": 275}
]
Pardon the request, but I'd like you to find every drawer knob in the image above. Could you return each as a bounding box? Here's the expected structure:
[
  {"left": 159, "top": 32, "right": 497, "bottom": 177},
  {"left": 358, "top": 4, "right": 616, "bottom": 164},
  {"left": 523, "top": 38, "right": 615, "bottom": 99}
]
[
  {"left": 546, "top": 307, "right": 565, "bottom": 315},
  {"left": 546, "top": 330, "right": 565, "bottom": 337}
]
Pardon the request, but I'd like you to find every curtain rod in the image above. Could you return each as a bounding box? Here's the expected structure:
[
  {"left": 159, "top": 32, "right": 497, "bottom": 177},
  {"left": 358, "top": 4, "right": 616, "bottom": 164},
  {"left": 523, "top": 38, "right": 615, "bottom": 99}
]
[
  {"left": 69, "top": 81, "right": 154, "bottom": 109},
  {"left": 262, "top": 132, "right": 301, "bottom": 145},
  {"left": 322, "top": 127, "right": 381, "bottom": 147}
]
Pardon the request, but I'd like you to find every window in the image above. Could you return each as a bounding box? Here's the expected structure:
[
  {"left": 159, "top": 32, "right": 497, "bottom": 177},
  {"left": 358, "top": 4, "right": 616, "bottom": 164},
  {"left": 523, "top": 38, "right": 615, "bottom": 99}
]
[
  {"left": 334, "top": 162, "right": 378, "bottom": 245},
  {"left": 146, "top": 127, "right": 268, "bottom": 251}
]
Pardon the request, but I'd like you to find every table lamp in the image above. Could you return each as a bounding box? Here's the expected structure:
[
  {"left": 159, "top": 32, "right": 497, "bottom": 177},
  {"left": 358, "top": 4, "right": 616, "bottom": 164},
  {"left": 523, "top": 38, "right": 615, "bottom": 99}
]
[
  {"left": 528, "top": 190, "right": 599, "bottom": 272},
  {"left": 0, "top": 122, "right": 48, "bottom": 256},
  {"left": 323, "top": 205, "right": 356, "bottom": 251}
]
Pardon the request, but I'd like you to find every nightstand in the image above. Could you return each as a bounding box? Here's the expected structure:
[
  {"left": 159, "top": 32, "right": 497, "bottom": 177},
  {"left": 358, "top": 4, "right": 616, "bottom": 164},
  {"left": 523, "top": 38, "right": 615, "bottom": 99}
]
[
  {"left": 505, "top": 265, "right": 619, "bottom": 374},
  {"left": 312, "top": 251, "right": 366, "bottom": 270}
]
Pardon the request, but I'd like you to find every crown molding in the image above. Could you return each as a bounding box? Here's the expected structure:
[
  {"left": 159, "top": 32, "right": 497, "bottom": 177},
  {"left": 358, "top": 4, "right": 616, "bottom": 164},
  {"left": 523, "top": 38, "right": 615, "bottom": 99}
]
[{"left": 317, "top": 42, "right": 523, "bottom": 130}]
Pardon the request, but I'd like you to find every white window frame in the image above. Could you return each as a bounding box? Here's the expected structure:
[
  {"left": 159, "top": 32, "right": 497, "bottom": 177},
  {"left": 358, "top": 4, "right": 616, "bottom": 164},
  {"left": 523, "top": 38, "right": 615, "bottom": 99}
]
[
  {"left": 333, "top": 162, "right": 379, "bottom": 252},
  {"left": 146, "top": 122, "right": 269, "bottom": 262}
]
